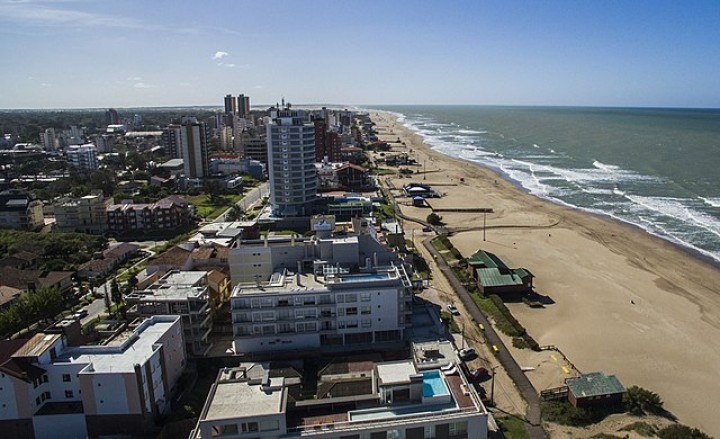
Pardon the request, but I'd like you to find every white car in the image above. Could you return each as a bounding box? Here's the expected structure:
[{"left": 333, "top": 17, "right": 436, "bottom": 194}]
[{"left": 447, "top": 304, "right": 460, "bottom": 315}]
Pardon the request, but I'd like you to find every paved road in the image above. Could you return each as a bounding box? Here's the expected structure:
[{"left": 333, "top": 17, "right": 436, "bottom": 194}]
[
  {"left": 423, "top": 235, "right": 547, "bottom": 439},
  {"left": 214, "top": 182, "right": 268, "bottom": 223}
]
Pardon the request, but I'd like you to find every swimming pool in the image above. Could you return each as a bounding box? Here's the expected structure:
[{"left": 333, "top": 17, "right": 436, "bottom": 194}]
[
  {"left": 422, "top": 370, "right": 449, "bottom": 397},
  {"left": 340, "top": 273, "right": 391, "bottom": 282}
]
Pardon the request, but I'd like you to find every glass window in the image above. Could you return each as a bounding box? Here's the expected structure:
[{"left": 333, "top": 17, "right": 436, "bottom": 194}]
[
  {"left": 62, "top": 374, "right": 71, "bottom": 382},
  {"left": 360, "top": 292, "right": 371, "bottom": 302},
  {"left": 65, "top": 390, "right": 74, "bottom": 398},
  {"left": 260, "top": 419, "right": 280, "bottom": 431}
]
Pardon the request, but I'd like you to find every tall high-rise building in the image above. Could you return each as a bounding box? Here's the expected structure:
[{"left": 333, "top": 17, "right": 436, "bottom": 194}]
[
  {"left": 266, "top": 109, "right": 317, "bottom": 217},
  {"left": 224, "top": 94, "right": 236, "bottom": 114},
  {"left": 179, "top": 117, "right": 209, "bottom": 178},
  {"left": 313, "top": 118, "right": 342, "bottom": 162},
  {"left": 162, "top": 124, "right": 182, "bottom": 158},
  {"left": 40, "top": 128, "right": 56, "bottom": 150},
  {"left": 236, "top": 94, "right": 250, "bottom": 118},
  {"left": 105, "top": 108, "right": 119, "bottom": 125}
]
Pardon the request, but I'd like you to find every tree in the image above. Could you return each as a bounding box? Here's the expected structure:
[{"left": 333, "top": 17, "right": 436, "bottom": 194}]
[
  {"left": 110, "top": 279, "right": 122, "bottom": 305},
  {"left": 427, "top": 212, "right": 443, "bottom": 226},
  {"left": 226, "top": 205, "right": 244, "bottom": 221},
  {"left": 88, "top": 168, "right": 116, "bottom": 197},
  {"left": 624, "top": 385, "right": 664, "bottom": 416}
]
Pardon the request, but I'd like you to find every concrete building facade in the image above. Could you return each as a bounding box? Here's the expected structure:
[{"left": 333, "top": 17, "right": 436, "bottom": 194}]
[
  {"left": 0, "top": 316, "right": 186, "bottom": 439},
  {"left": 266, "top": 110, "right": 317, "bottom": 217},
  {"left": 54, "top": 192, "right": 112, "bottom": 234}
]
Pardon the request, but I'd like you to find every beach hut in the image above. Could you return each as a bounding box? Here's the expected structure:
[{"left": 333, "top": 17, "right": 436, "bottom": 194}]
[
  {"left": 566, "top": 372, "right": 626, "bottom": 409},
  {"left": 466, "top": 249, "right": 534, "bottom": 296},
  {"left": 412, "top": 196, "right": 425, "bottom": 207}
]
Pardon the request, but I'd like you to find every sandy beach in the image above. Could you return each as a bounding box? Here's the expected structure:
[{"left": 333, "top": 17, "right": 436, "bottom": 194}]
[{"left": 371, "top": 111, "right": 720, "bottom": 436}]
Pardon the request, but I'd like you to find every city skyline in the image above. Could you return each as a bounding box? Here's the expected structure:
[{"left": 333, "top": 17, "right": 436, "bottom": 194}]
[{"left": 1, "top": 0, "right": 720, "bottom": 109}]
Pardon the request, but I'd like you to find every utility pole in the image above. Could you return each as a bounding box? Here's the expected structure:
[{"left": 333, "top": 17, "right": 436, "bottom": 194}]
[
  {"left": 423, "top": 160, "right": 426, "bottom": 180},
  {"left": 491, "top": 365, "right": 499, "bottom": 406},
  {"left": 483, "top": 210, "right": 487, "bottom": 241}
]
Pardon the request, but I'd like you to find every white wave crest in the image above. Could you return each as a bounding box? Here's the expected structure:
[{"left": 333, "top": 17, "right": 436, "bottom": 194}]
[
  {"left": 593, "top": 160, "right": 621, "bottom": 171},
  {"left": 700, "top": 197, "right": 720, "bottom": 208}
]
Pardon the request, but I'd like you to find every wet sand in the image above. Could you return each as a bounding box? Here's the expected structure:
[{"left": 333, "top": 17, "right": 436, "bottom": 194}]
[{"left": 371, "top": 111, "right": 720, "bottom": 436}]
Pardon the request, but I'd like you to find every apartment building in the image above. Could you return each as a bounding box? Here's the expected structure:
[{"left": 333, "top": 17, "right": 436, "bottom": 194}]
[
  {"left": 54, "top": 192, "right": 112, "bottom": 234},
  {"left": 106, "top": 195, "right": 192, "bottom": 236},
  {"left": 191, "top": 359, "right": 488, "bottom": 439},
  {"left": 65, "top": 144, "right": 98, "bottom": 173},
  {"left": 0, "top": 316, "right": 185, "bottom": 439},
  {"left": 266, "top": 109, "right": 317, "bottom": 217},
  {"left": 0, "top": 190, "right": 44, "bottom": 231},
  {"left": 126, "top": 271, "right": 213, "bottom": 357}
]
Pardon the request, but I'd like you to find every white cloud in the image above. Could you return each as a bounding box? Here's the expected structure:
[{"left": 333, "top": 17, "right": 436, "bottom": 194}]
[
  {"left": 0, "top": 1, "right": 157, "bottom": 30},
  {"left": 40, "top": 82, "right": 51, "bottom": 87},
  {"left": 126, "top": 76, "right": 142, "bottom": 81},
  {"left": 133, "top": 82, "right": 155, "bottom": 89},
  {"left": 212, "top": 51, "right": 228, "bottom": 60}
]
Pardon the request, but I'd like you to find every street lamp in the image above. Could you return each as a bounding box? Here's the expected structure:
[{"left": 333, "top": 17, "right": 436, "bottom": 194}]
[{"left": 490, "top": 365, "right": 500, "bottom": 406}]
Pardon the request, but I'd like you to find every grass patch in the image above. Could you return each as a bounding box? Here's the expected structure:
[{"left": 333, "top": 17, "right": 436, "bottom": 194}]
[
  {"left": 619, "top": 421, "right": 657, "bottom": 437},
  {"left": 498, "top": 416, "right": 529, "bottom": 439},
  {"left": 542, "top": 400, "right": 620, "bottom": 427},
  {"left": 590, "top": 434, "right": 623, "bottom": 439},
  {"left": 187, "top": 194, "right": 242, "bottom": 219},
  {"left": 657, "top": 424, "right": 712, "bottom": 439},
  {"left": 440, "top": 311, "right": 461, "bottom": 333}
]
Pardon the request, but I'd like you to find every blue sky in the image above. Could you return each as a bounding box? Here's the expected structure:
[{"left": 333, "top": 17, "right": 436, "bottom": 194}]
[{"left": 1, "top": 0, "right": 719, "bottom": 109}]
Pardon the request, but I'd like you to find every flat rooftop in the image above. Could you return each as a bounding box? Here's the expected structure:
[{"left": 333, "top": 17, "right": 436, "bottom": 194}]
[
  {"left": 232, "top": 267, "right": 402, "bottom": 296},
  {"left": 61, "top": 316, "right": 179, "bottom": 374},
  {"left": 134, "top": 271, "right": 207, "bottom": 300},
  {"left": 376, "top": 360, "right": 416, "bottom": 386},
  {"left": 204, "top": 377, "right": 286, "bottom": 421}
]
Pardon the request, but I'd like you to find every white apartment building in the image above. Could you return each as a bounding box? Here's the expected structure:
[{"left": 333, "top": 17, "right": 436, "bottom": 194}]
[
  {"left": 191, "top": 359, "right": 488, "bottom": 439},
  {"left": 230, "top": 264, "right": 412, "bottom": 354},
  {"left": 40, "top": 128, "right": 56, "bottom": 150},
  {"left": 66, "top": 144, "right": 98, "bottom": 173},
  {"left": 54, "top": 192, "right": 112, "bottom": 234},
  {"left": 126, "top": 271, "right": 214, "bottom": 357},
  {"left": 0, "top": 316, "right": 186, "bottom": 439},
  {"left": 266, "top": 109, "right": 317, "bottom": 217}
]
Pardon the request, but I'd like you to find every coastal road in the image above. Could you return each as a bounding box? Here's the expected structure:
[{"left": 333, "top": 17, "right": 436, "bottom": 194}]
[
  {"left": 423, "top": 235, "right": 547, "bottom": 439},
  {"left": 214, "top": 182, "right": 268, "bottom": 223}
]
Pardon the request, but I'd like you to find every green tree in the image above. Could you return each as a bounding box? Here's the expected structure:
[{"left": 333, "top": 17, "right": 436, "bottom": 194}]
[
  {"left": 624, "top": 386, "right": 664, "bottom": 416},
  {"left": 110, "top": 279, "right": 122, "bottom": 305},
  {"left": 427, "top": 212, "right": 443, "bottom": 226},
  {"left": 88, "top": 168, "right": 117, "bottom": 197}
]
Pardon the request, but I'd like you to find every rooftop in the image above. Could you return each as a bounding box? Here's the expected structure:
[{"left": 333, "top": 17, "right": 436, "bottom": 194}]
[
  {"left": 566, "top": 372, "right": 626, "bottom": 398},
  {"left": 61, "top": 316, "right": 180, "bottom": 374},
  {"left": 376, "top": 360, "right": 417, "bottom": 386}
]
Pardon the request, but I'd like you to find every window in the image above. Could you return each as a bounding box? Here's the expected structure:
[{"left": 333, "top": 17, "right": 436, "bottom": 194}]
[
  {"left": 241, "top": 422, "right": 259, "bottom": 432},
  {"left": 65, "top": 390, "right": 74, "bottom": 398},
  {"left": 361, "top": 306, "right": 371, "bottom": 315},
  {"left": 362, "top": 318, "right": 372, "bottom": 328},
  {"left": 345, "top": 307, "right": 358, "bottom": 315},
  {"left": 295, "top": 309, "right": 317, "bottom": 319},
  {"left": 449, "top": 421, "right": 468, "bottom": 436},
  {"left": 211, "top": 424, "right": 238, "bottom": 437},
  {"left": 360, "top": 292, "right": 371, "bottom": 302},
  {"left": 42, "top": 375, "right": 48, "bottom": 383},
  {"left": 62, "top": 374, "right": 71, "bottom": 382},
  {"left": 260, "top": 419, "right": 280, "bottom": 431}
]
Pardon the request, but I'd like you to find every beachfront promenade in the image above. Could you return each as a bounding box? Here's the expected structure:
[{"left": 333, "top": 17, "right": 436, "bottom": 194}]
[{"left": 422, "top": 235, "right": 548, "bottom": 439}]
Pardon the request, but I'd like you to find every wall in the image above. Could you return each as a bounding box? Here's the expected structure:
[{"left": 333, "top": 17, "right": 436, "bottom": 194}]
[{"left": 33, "top": 412, "right": 87, "bottom": 439}]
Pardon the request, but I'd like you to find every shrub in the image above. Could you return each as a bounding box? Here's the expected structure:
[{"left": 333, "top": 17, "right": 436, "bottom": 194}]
[
  {"left": 427, "top": 212, "right": 443, "bottom": 225},
  {"left": 657, "top": 424, "right": 712, "bottom": 439},
  {"left": 541, "top": 401, "right": 594, "bottom": 426},
  {"left": 624, "top": 386, "right": 664, "bottom": 416},
  {"left": 619, "top": 421, "right": 657, "bottom": 437}
]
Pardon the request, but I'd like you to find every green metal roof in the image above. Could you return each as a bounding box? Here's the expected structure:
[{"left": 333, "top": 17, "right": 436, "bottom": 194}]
[
  {"left": 566, "top": 372, "right": 626, "bottom": 398},
  {"left": 476, "top": 268, "right": 524, "bottom": 288}
]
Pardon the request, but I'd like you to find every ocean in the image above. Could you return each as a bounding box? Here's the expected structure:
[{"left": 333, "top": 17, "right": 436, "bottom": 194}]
[{"left": 374, "top": 105, "right": 720, "bottom": 264}]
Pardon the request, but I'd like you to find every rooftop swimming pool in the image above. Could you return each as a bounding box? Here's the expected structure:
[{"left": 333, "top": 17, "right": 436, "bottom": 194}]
[
  {"left": 422, "top": 370, "right": 449, "bottom": 397},
  {"left": 340, "top": 273, "right": 391, "bottom": 283}
]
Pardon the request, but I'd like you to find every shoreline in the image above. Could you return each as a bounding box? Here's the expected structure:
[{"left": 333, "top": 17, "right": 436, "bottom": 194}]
[
  {"left": 370, "top": 110, "right": 720, "bottom": 437},
  {"left": 386, "top": 109, "right": 720, "bottom": 270}
]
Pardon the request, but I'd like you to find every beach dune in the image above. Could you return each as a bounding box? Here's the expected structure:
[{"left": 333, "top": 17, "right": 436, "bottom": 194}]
[{"left": 372, "top": 111, "right": 720, "bottom": 437}]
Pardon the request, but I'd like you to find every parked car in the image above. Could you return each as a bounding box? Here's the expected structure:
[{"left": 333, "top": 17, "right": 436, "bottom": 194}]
[
  {"left": 422, "top": 226, "right": 432, "bottom": 232},
  {"left": 447, "top": 304, "right": 460, "bottom": 315},
  {"left": 468, "top": 367, "right": 490, "bottom": 382},
  {"left": 458, "top": 348, "right": 477, "bottom": 361},
  {"left": 72, "top": 309, "right": 88, "bottom": 320}
]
